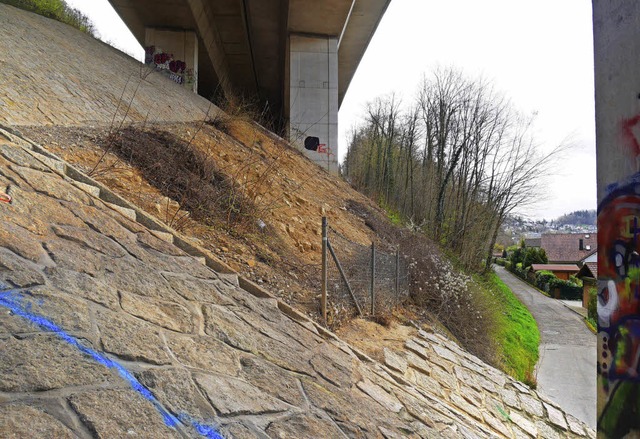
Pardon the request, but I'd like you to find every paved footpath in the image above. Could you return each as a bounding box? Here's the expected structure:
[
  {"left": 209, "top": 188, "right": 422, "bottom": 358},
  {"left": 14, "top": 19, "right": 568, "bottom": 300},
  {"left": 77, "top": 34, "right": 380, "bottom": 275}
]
[{"left": 494, "top": 266, "right": 596, "bottom": 429}]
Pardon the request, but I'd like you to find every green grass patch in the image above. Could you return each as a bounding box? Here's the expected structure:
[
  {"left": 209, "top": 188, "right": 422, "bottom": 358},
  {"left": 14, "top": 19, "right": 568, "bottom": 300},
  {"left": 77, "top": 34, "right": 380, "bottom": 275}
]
[
  {"left": 1, "top": 0, "right": 95, "bottom": 35},
  {"left": 379, "top": 200, "right": 402, "bottom": 226},
  {"left": 479, "top": 273, "right": 540, "bottom": 386},
  {"left": 585, "top": 317, "right": 597, "bottom": 334}
]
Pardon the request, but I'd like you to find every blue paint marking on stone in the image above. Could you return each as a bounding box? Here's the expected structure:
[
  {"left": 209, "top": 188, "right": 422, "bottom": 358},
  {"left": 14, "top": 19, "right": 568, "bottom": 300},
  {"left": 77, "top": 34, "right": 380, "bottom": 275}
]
[
  {"left": 178, "top": 414, "right": 226, "bottom": 439},
  {"left": 0, "top": 287, "right": 223, "bottom": 438}
]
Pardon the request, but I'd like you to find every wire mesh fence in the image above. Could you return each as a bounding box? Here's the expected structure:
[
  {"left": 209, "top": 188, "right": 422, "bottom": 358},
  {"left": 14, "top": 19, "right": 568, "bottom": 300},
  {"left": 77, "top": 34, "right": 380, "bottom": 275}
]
[{"left": 322, "top": 217, "right": 409, "bottom": 325}]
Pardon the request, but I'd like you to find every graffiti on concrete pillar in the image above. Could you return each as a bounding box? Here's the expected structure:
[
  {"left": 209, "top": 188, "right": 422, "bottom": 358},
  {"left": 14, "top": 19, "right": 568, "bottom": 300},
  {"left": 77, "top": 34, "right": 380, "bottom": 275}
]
[
  {"left": 303, "top": 136, "right": 334, "bottom": 159},
  {"left": 304, "top": 136, "right": 320, "bottom": 151},
  {"left": 598, "top": 113, "right": 640, "bottom": 436},
  {"left": 144, "top": 46, "right": 195, "bottom": 88}
]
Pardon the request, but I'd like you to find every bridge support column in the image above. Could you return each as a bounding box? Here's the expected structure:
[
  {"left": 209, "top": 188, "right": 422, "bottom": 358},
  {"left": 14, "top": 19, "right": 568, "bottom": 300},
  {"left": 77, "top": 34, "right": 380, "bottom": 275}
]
[
  {"left": 594, "top": 1, "right": 640, "bottom": 435},
  {"left": 144, "top": 28, "right": 198, "bottom": 93},
  {"left": 288, "top": 34, "right": 339, "bottom": 174}
]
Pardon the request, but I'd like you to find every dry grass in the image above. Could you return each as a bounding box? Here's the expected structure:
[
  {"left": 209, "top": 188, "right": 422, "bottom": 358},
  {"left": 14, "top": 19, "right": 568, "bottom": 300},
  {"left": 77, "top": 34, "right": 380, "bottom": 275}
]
[{"left": 96, "top": 126, "right": 257, "bottom": 231}]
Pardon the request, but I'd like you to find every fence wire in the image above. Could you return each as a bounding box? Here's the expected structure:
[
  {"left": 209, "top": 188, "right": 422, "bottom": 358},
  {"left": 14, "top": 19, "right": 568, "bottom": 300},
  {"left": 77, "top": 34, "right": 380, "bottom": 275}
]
[{"left": 325, "top": 224, "right": 409, "bottom": 325}]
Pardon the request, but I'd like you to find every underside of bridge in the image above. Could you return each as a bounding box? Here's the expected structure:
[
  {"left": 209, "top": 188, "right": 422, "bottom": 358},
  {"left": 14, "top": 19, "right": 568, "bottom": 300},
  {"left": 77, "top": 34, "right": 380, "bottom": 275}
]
[{"left": 107, "top": 0, "right": 390, "bottom": 172}]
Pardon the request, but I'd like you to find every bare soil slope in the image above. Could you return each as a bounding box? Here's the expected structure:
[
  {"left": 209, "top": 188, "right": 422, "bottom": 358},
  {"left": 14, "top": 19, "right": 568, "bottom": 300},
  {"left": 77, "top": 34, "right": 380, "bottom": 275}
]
[{"left": 22, "top": 120, "right": 398, "bottom": 324}]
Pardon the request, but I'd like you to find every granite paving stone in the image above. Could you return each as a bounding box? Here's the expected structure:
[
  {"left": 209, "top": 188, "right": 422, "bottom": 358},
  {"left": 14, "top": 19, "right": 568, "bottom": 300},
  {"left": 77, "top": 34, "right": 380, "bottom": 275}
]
[
  {"left": 95, "top": 308, "right": 172, "bottom": 365},
  {"left": 509, "top": 412, "right": 537, "bottom": 438},
  {"left": 519, "top": 393, "right": 545, "bottom": 418},
  {"left": 51, "top": 224, "right": 127, "bottom": 258},
  {"left": 193, "top": 372, "right": 291, "bottom": 416},
  {"left": 10, "top": 165, "right": 94, "bottom": 205},
  {"left": 165, "top": 333, "right": 241, "bottom": 375},
  {"left": 68, "top": 389, "right": 182, "bottom": 438},
  {"left": 0, "top": 405, "right": 76, "bottom": 438},
  {"left": 2, "top": 187, "right": 87, "bottom": 236},
  {"left": 449, "top": 393, "right": 483, "bottom": 422},
  {"left": 544, "top": 402, "right": 569, "bottom": 431},
  {"left": 384, "top": 347, "right": 408, "bottom": 374},
  {"left": 0, "top": 334, "right": 113, "bottom": 392},
  {"left": 534, "top": 420, "right": 562, "bottom": 439},
  {"left": 0, "top": 4, "right": 212, "bottom": 128},
  {"left": 482, "top": 412, "right": 511, "bottom": 437},
  {"left": 45, "top": 267, "right": 120, "bottom": 310},
  {"left": 119, "top": 290, "right": 193, "bottom": 333},
  {"left": 356, "top": 378, "right": 404, "bottom": 413},
  {"left": 265, "top": 412, "right": 347, "bottom": 439},
  {"left": 0, "top": 248, "right": 46, "bottom": 288},
  {"left": 309, "top": 342, "right": 360, "bottom": 389},
  {"left": 0, "top": 221, "right": 50, "bottom": 264},
  {"left": 136, "top": 368, "right": 217, "bottom": 421},
  {"left": 566, "top": 415, "right": 587, "bottom": 436},
  {"left": 239, "top": 355, "right": 306, "bottom": 407},
  {"left": 0, "top": 286, "right": 92, "bottom": 334},
  {"left": 162, "top": 272, "right": 236, "bottom": 305},
  {"left": 501, "top": 387, "right": 521, "bottom": 410},
  {"left": 405, "top": 349, "right": 432, "bottom": 376}
]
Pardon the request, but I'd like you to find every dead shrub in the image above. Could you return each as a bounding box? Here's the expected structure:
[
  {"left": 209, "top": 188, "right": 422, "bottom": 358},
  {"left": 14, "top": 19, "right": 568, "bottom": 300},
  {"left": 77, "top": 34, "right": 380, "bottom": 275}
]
[
  {"left": 96, "top": 126, "right": 257, "bottom": 231},
  {"left": 368, "top": 313, "right": 393, "bottom": 328},
  {"left": 208, "top": 90, "right": 283, "bottom": 136}
]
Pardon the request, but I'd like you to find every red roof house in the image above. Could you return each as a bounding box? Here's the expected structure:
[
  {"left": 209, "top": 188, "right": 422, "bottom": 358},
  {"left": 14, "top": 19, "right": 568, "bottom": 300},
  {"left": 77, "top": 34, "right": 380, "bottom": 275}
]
[{"left": 540, "top": 233, "right": 597, "bottom": 264}]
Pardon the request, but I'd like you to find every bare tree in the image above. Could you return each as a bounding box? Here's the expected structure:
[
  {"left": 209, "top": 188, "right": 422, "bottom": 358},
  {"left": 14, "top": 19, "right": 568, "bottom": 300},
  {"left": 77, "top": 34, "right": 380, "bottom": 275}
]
[{"left": 344, "top": 67, "right": 567, "bottom": 271}]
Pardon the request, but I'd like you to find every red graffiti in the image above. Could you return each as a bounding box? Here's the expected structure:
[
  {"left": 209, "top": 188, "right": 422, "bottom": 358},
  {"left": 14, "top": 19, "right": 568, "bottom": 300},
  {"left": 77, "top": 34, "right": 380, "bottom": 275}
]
[
  {"left": 621, "top": 115, "right": 640, "bottom": 157},
  {"left": 317, "top": 144, "right": 335, "bottom": 159}
]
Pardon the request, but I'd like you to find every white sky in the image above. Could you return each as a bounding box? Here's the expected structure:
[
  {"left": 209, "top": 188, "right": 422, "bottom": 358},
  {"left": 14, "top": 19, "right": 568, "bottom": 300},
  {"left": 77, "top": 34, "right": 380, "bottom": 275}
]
[{"left": 66, "top": 0, "right": 596, "bottom": 220}]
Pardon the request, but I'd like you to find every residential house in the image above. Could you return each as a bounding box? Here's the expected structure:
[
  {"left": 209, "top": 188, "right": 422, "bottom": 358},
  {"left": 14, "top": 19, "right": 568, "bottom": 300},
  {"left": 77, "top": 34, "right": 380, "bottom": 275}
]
[
  {"left": 530, "top": 264, "right": 580, "bottom": 281},
  {"left": 540, "top": 232, "right": 598, "bottom": 264}
]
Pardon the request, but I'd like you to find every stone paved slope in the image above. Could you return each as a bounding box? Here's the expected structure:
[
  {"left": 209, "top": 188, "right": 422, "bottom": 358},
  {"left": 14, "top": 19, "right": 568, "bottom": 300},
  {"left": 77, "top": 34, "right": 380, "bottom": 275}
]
[
  {"left": 0, "top": 129, "right": 595, "bottom": 437},
  {"left": 0, "top": 3, "right": 214, "bottom": 127}
]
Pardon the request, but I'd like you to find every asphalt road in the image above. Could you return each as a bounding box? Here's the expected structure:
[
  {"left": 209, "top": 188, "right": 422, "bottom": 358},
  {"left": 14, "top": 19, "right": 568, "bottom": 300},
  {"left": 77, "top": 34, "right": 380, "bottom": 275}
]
[{"left": 494, "top": 266, "right": 596, "bottom": 429}]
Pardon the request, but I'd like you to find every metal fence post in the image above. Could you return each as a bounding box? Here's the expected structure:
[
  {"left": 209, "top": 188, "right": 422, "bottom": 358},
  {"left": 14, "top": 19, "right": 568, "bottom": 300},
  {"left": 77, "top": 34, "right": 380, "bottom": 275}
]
[
  {"left": 370, "top": 242, "right": 375, "bottom": 315},
  {"left": 321, "top": 217, "right": 327, "bottom": 323},
  {"left": 395, "top": 248, "right": 400, "bottom": 300}
]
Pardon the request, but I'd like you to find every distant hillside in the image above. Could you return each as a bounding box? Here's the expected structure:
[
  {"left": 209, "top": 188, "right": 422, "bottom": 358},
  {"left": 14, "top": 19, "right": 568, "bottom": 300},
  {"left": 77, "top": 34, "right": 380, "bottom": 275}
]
[{"left": 554, "top": 209, "right": 596, "bottom": 226}]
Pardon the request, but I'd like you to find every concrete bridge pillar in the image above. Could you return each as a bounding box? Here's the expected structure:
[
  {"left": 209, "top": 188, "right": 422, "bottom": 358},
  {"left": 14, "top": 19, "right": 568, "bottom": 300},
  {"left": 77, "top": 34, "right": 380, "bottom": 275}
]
[
  {"left": 593, "top": 1, "right": 640, "bottom": 435},
  {"left": 288, "top": 34, "right": 339, "bottom": 174},
  {"left": 144, "top": 28, "right": 198, "bottom": 93}
]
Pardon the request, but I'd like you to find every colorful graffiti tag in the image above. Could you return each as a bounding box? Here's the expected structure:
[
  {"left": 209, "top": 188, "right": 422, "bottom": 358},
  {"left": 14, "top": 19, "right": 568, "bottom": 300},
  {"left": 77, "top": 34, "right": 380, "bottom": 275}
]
[
  {"left": 598, "top": 114, "right": 640, "bottom": 436},
  {"left": 0, "top": 286, "right": 223, "bottom": 439},
  {"left": 144, "top": 46, "right": 195, "bottom": 88}
]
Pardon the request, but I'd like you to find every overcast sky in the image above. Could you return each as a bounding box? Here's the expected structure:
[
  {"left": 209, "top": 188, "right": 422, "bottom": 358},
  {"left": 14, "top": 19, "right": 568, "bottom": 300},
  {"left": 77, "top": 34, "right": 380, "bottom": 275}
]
[{"left": 66, "top": 0, "right": 596, "bottom": 220}]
